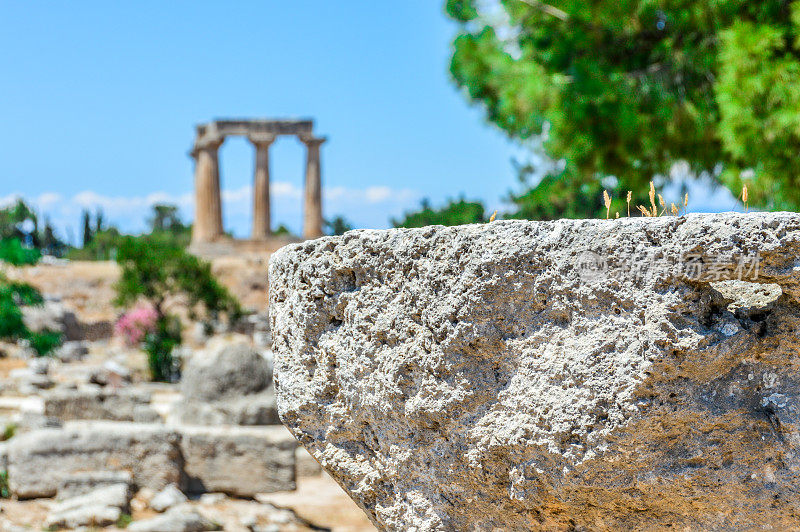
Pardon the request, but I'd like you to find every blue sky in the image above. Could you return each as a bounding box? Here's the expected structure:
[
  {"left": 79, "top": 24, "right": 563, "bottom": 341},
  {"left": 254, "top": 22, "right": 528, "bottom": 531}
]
[
  {"left": 1, "top": 1, "right": 740, "bottom": 243},
  {"left": 0, "top": 1, "right": 530, "bottom": 242}
]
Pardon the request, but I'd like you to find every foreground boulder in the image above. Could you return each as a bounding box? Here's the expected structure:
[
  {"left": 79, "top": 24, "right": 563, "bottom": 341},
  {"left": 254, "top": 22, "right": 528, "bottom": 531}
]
[{"left": 270, "top": 214, "right": 800, "bottom": 531}]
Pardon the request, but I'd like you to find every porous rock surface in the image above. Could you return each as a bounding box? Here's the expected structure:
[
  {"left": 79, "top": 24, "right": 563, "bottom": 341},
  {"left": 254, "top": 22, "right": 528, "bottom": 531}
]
[{"left": 270, "top": 213, "right": 800, "bottom": 531}]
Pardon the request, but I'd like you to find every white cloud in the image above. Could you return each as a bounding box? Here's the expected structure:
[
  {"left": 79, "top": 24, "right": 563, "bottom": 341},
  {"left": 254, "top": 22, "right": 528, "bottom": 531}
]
[
  {"left": 365, "top": 186, "right": 392, "bottom": 203},
  {"left": 36, "top": 192, "right": 62, "bottom": 209},
  {"left": 7, "top": 182, "right": 422, "bottom": 242}
]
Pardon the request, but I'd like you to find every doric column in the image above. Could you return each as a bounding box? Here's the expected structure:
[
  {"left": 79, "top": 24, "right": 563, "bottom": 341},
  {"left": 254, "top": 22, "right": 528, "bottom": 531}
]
[
  {"left": 300, "top": 136, "right": 326, "bottom": 239},
  {"left": 248, "top": 134, "right": 276, "bottom": 240},
  {"left": 190, "top": 136, "right": 224, "bottom": 244}
]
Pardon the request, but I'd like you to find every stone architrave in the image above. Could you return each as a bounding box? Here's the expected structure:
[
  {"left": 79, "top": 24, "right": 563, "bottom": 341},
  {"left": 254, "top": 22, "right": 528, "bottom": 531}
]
[
  {"left": 248, "top": 134, "right": 276, "bottom": 240},
  {"left": 300, "top": 136, "right": 326, "bottom": 239}
]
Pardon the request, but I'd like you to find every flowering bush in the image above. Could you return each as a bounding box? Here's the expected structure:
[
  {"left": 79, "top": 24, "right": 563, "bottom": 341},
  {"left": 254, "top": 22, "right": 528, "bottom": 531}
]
[{"left": 115, "top": 305, "right": 158, "bottom": 346}]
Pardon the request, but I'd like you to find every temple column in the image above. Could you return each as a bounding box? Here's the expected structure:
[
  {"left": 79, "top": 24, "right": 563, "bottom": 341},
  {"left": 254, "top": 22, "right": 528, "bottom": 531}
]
[
  {"left": 248, "top": 134, "right": 276, "bottom": 240},
  {"left": 300, "top": 136, "right": 326, "bottom": 239},
  {"left": 190, "top": 137, "right": 224, "bottom": 244}
]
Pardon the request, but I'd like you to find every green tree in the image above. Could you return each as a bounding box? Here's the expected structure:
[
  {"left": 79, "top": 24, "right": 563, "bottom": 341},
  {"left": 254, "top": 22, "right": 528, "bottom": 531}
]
[
  {"left": 40, "top": 217, "right": 67, "bottom": 257},
  {"left": 325, "top": 215, "right": 354, "bottom": 235},
  {"left": 0, "top": 200, "right": 37, "bottom": 241},
  {"left": 114, "top": 234, "right": 241, "bottom": 381},
  {"left": 446, "top": 0, "right": 800, "bottom": 215},
  {"left": 81, "top": 210, "right": 93, "bottom": 248},
  {"left": 392, "top": 198, "right": 486, "bottom": 228},
  {"left": 95, "top": 208, "right": 105, "bottom": 234},
  {"left": 0, "top": 273, "right": 61, "bottom": 356},
  {"left": 272, "top": 224, "right": 294, "bottom": 237},
  {"left": 148, "top": 204, "right": 185, "bottom": 234}
]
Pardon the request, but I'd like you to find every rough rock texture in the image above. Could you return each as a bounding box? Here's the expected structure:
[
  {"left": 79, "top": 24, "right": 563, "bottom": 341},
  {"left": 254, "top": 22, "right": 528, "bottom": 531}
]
[
  {"left": 175, "top": 341, "right": 279, "bottom": 425},
  {"left": 179, "top": 425, "right": 297, "bottom": 497},
  {"left": 7, "top": 421, "right": 183, "bottom": 498},
  {"left": 270, "top": 214, "right": 800, "bottom": 531}
]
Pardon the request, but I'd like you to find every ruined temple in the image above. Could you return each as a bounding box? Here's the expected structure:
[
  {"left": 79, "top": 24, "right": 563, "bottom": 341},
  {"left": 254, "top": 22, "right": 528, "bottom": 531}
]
[{"left": 189, "top": 118, "right": 327, "bottom": 255}]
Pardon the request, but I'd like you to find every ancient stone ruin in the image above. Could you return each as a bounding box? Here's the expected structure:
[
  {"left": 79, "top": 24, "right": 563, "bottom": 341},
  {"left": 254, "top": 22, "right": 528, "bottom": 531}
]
[
  {"left": 0, "top": 338, "right": 326, "bottom": 531},
  {"left": 190, "top": 118, "right": 327, "bottom": 255},
  {"left": 270, "top": 213, "right": 800, "bottom": 530}
]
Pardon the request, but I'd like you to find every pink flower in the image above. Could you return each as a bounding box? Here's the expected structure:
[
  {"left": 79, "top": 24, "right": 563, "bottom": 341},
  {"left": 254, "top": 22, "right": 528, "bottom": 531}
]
[{"left": 115, "top": 305, "right": 158, "bottom": 346}]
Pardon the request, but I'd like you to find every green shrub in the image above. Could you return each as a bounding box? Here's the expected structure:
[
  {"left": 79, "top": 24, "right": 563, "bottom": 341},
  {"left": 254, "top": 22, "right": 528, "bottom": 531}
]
[
  {"left": 0, "top": 470, "right": 9, "bottom": 498},
  {"left": 143, "top": 315, "right": 182, "bottom": 383},
  {"left": 116, "top": 513, "right": 133, "bottom": 528},
  {"left": 1, "top": 423, "right": 16, "bottom": 442},
  {"left": 28, "top": 331, "right": 63, "bottom": 356},
  {"left": 0, "top": 274, "right": 61, "bottom": 356},
  {"left": 114, "top": 234, "right": 240, "bottom": 382},
  {"left": 392, "top": 198, "right": 486, "bottom": 228},
  {"left": 0, "top": 238, "right": 40, "bottom": 266}
]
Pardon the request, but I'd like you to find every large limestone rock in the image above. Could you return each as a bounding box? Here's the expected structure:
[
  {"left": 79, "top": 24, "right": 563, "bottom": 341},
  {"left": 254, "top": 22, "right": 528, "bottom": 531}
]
[
  {"left": 270, "top": 214, "right": 800, "bottom": 531},
  {"left": 7, "top": 421, "right": 183, "bottom": 498},
  {"left": 175, "top": 340, "right": 278, "bottom": 425}
]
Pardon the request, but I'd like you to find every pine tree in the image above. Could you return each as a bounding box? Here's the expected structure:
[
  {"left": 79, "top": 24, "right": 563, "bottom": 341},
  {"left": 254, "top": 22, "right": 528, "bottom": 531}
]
[
  {"left": 81, "top": 210, "right": 93, "bottom": 248},
  {"left": 446, "top": 0, "right": 800, "bottom": 214}
]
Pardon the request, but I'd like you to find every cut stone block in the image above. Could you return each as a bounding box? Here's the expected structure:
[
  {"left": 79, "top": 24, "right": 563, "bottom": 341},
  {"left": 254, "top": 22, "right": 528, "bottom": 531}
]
[
  {"left": 7, "top": 421, "right": 182, "bottom": 498},
  {"left": 179, "top": 425, "right": 296, "bottom": 497}
]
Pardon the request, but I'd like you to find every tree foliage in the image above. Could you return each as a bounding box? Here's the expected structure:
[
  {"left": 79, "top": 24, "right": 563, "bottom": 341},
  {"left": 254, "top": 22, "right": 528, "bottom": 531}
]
[
  {"left": 392, "top": 198, "right": 487, "bottom": 228},
  {"left": 71, "top": 204, "right": 190, "bottom": 261},
  {"left": 0, "top": 200, "right": 36, "bottom": 241},
  {"left": 148, "top": 203, "right": 188, "bottom": 235},
  {"left": 114, "top": 233, "right": 240, "bottom": 381},
  {"left": 326, "top": 216, "right": 354, "bottom": 235},
  {"left": 115, "top": 234, "right": 240, "bottom": 319},
  {"left": 0, "top": 273, "right": 61, "bottom": 356},
  {"left": 447, "top": 0, "right": 800, "bottom": 215},
  {"left": 0, "top": 238, "right": 41, "bottom": 266}
]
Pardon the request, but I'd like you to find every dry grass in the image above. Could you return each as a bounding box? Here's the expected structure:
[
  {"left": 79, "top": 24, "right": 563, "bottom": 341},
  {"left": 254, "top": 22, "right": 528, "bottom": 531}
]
[
  {"left": 604, "top": 181, "right": 750, "bottom": 219},
  {"left": 607, "top": 181, "right": 686, "bottom": 218}
]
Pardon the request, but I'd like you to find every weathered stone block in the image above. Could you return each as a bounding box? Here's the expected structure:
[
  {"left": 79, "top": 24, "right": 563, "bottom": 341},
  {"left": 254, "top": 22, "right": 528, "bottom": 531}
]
[
  {"left": 43, "top": 387, "right": 159, "bottom": 422},
  {"left": 57, "top": 470, "right": 133, "bottom": 500},
  {"left": 270, "top": 214, "right": 800, "bottom": 531},
  {"left": 179, "top": 425, "right": 296, "bottom": 497},
  {"left": 175, "top": 340, "right": 278, "bottom": 425},
  {"left": 7, "top": 421, "right": 183, "bottom": 498}
]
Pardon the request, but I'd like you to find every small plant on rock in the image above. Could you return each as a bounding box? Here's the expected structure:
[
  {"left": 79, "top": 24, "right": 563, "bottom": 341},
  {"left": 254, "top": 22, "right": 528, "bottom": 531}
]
[{"left": 114, "top": 234, "right": 241, "bottom": 382}]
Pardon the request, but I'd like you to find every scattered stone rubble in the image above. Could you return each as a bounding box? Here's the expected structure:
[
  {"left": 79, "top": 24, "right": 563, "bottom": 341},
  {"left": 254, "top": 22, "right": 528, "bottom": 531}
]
[
  {"left": 0, "top": 331, "right": 327, "bottom": 531},
  {"left": 271, "top": 213, "right": 800, "bottom": 531}
]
